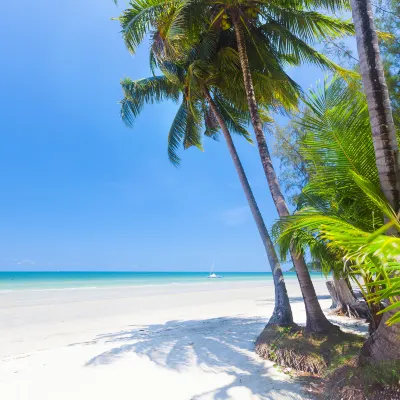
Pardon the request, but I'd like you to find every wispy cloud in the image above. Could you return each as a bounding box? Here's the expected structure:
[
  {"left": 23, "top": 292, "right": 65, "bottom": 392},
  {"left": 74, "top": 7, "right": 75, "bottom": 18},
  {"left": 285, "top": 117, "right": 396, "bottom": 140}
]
[
  {"left": 220, "top": 206, "right": 250, "bottom": 227},
  {"left": 13, "top": 258, "right": 35, "bottom": 266}
]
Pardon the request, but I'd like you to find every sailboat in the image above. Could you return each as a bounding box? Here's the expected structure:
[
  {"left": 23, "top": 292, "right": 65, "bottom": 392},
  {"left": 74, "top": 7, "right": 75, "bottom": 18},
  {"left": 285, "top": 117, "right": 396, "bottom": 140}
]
[{"left": 207, "top": 261, "right": 223, "bottom": 278}]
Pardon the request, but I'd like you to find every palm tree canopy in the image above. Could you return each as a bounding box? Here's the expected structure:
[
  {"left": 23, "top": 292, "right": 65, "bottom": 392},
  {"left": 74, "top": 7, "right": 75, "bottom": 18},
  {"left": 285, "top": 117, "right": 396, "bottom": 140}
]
[
  {"left": 119, "top": 20, "right": 312, "bottom": 165},
  {"left": 116, "top": 0, "right": 357, "bottom": 99},
  {"left": 120, "top": 54, "right": 256, "bottom": 164}
]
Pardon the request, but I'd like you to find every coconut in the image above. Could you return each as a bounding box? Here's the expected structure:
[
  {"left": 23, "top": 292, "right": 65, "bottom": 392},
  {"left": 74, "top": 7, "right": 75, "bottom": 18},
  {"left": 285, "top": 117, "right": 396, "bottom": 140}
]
[{"left": 222, "top": 21, "right": 231, "bottom": 30}]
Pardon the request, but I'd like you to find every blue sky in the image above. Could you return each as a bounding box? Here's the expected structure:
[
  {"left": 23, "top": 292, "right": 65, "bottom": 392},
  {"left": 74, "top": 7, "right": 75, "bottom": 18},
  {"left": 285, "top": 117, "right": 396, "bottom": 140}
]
[{"left": 0, "top": 1, "right": 355, "bottom": 271}]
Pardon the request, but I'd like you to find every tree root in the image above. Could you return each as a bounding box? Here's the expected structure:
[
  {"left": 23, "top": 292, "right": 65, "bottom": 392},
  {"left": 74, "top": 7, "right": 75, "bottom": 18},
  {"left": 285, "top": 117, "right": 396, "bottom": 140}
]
[
  {"left": 326, "top": 279, "right": 371, "bottom": 320},
  {"left": 255, "top": 325, "right": 364, "bottom": 376}
]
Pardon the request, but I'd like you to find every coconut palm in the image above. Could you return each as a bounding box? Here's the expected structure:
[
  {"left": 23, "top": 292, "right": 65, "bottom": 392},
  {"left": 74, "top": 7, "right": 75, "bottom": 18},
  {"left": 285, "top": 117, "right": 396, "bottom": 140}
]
[
  {"left": 350, "top": 0, "right": 400, "bottom": 212},
  {"left": 120, "top": 50, "right": 295, "bottom": 326},
  {"left": 116, "top": 0, "right": 355, "bottom": 334},
  {"left": 208, "top": 0, "right": 355, "bottom": 334}
]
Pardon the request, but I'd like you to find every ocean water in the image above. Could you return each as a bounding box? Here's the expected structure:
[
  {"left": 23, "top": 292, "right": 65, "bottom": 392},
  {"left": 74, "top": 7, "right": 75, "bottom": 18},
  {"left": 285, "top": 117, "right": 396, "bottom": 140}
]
[{"left": 0, "top": 271, "right": 323, "bottom": 292}]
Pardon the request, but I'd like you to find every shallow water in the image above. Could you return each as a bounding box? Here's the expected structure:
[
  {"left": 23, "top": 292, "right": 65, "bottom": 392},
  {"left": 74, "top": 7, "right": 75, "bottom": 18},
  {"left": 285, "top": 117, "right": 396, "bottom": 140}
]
[{"left": 0, "top": 271, "right": 323, "bottom": 291}]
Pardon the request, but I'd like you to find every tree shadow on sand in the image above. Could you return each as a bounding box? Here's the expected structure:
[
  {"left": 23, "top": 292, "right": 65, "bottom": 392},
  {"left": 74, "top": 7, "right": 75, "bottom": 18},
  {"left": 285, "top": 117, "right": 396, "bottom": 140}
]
[{"left": 82, "top": 316, "right": 308, "bottom": 400}]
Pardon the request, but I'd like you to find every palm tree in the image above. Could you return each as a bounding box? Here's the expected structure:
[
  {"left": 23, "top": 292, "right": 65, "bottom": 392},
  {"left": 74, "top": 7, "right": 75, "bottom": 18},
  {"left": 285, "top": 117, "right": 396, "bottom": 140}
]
[
  {"left": 273, "top": 78, "right": 400, "bottom": 362},
  {"left": 229, "top": 6, "right": 334, "bottom": 333},
  {"left": 350, "top": 0, "right": 400, "bottom": 212},
  {"left": 120, "top": 54, "right": 294, "bottom": 327},
  {"left": 116, "top": 0, "right": 355, "bottom": 334}
]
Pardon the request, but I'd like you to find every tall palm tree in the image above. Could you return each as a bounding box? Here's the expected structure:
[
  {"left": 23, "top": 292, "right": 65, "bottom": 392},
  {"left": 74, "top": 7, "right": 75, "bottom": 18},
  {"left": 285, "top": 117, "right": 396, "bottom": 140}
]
[
  {"left": 192, "top": 0, "right": 354, "bottom": 333},
  {"left": 120, "top": 54, "right": 294, "bottom": 326},
  {"left": 117, "top": 0, "right": 354, "bottom": 334},
  {"left": 349, "top": 0, "right": 400, "bottom": 362},
  {"left": 350, "top": 0, "right": 400, "bottom": 213},
  {"left": 228, "top": 4, "right": 335, "bottom": 333}
]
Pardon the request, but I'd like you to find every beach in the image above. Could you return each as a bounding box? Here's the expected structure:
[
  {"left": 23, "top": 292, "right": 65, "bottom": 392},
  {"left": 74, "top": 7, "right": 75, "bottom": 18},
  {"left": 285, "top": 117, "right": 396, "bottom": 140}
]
[{"left": 0, "top": 276, "right": 366, "bottom": 400}]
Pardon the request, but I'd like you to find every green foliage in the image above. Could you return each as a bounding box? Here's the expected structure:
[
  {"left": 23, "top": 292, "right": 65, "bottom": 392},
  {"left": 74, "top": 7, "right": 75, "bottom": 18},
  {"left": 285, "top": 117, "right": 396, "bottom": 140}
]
[
  {"left": 116, "top": 0, "right": 357, "bottom": 104},
  {"left": 118, "top": 2, "right": 325, "bottom": 164},
  {"left": 114, "top": 0, "right": 362, "bottom": 174},
  {"left": 256, "top": 325, "right": 364, "bottom": 375},
  {"left": 273, "top": 77, "right": 400, "bottom": 324},
  {"left": 119, "top": 31, "right": 259, "bottom": 164},
  {"left": 121, "top": 76, "right": 181, "bottom": 125},
  {"left": 324, "top": 360, "right": 400, "bottom": 399},
  {"left": 272, "top": 113, "right": 309, "bottom": 206}
]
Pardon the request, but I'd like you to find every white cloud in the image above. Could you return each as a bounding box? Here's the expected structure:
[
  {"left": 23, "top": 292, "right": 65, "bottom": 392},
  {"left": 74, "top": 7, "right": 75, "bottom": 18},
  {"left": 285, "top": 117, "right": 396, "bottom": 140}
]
[
  {"left": 220, "top": 206, "right": 250, "bottom": 227},
  {"left": 13, "top": 258, "right": 35, "bottom": 266}
]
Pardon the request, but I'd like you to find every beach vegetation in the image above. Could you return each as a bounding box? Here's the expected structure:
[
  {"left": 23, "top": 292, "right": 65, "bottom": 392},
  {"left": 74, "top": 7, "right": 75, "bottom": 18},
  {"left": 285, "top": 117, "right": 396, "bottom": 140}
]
[
  {"left": 320, "top": 360, "right": 400, "bottom": 399},
  {"left": 255, "top": 325, "right": 364, "bottom": 375},
  {"left": 272, "top": 76, "right": 400, "bottom": 364}
]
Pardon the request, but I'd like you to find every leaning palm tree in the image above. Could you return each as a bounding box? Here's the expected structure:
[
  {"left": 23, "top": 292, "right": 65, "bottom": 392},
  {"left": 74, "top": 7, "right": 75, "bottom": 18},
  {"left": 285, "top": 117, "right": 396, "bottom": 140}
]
[
  {"left": 120, "top": 52, "right": 295, "bottom": 327},
  {"left": 222, "top": 1, "right": 344, "bottom": 333},
  {"left": 117, "top": 0, "right": 355, "bottom": 334},
  {"left": 350, "top": 0, "right": 400, "bottom": 212}
]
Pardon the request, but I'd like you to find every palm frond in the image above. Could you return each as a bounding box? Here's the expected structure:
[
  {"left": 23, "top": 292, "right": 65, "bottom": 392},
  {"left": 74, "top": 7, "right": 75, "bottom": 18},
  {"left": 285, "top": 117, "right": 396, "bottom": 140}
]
[
  {"left": 120, "top": 76, "right": 181, "bottom": 126},
  {"left": 168, "top": 99, "right": 189, "bottom": 166},
  {"left": 260, "top": 8, "right": 354, "bottom": 43},
  {"left": 213, "top": 94, "right": 253, "bottom": 143},
  {"left": 118, "top": 0, "right": 167, "bottom": 54}
]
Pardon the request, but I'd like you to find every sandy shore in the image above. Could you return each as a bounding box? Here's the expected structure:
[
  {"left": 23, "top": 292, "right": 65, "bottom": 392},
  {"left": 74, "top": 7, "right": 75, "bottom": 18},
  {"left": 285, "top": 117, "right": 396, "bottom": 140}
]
[{"left": 0, "top": 278, "right": 367, "bottom": 399}]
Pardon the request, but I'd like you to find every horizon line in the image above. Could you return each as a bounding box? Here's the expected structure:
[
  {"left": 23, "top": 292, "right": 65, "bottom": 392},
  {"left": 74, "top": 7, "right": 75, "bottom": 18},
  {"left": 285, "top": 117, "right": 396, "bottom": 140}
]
[{"left": 0, "top": 270, "right": 295, "bottom": 273}]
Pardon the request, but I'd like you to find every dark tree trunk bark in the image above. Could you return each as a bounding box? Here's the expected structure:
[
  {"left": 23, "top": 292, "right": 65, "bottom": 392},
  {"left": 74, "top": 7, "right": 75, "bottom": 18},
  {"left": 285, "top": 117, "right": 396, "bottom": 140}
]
[
  {"left": 232, "top": 18, "right": 336, "bottom": 334},
  {"left": 350, "top": 0, "right": 400, "bottom": 363},
  {"left": 205, "top": 90, "right": 294, "bottom": 327},
  {"left": 350, "top": 0, "right": 400, "bottom": 212}
]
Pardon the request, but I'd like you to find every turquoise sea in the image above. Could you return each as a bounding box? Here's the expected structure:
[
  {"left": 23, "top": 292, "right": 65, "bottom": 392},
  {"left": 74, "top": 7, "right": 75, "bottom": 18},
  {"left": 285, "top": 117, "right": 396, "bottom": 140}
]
[{"left": 0, "top": 271, "right": 323, "bottom": 292}]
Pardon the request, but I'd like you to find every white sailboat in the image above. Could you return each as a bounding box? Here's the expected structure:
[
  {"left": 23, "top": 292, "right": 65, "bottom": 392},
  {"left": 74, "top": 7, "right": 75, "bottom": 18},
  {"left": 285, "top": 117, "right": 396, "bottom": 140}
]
[{"left": 207, "top": 261, "right": 222, "bottom": 278}]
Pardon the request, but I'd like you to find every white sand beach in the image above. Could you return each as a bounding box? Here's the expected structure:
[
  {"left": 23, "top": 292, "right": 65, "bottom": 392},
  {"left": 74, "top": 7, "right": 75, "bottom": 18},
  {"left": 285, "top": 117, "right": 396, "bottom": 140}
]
[{"left": 0, "top": 278, "right": 368, "bottom": 400}]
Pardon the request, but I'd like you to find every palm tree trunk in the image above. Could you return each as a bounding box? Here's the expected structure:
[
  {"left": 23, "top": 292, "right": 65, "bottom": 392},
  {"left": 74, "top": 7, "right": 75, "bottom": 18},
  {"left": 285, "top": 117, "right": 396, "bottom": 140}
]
[
  {"left": 205, "top": 90, "right": 293, "bottom": 327},
  {"left": 350, "top": 0, "right": 400, "bottom": 362},
  {"left": 233, "top": 18, "right": 336, "bottom": 333},
  {"left": 326, "top": 276, "right": 370, "bottom": 320},
  {"left": 350, "top": 0, "right": 400, "bottom": 212}
]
